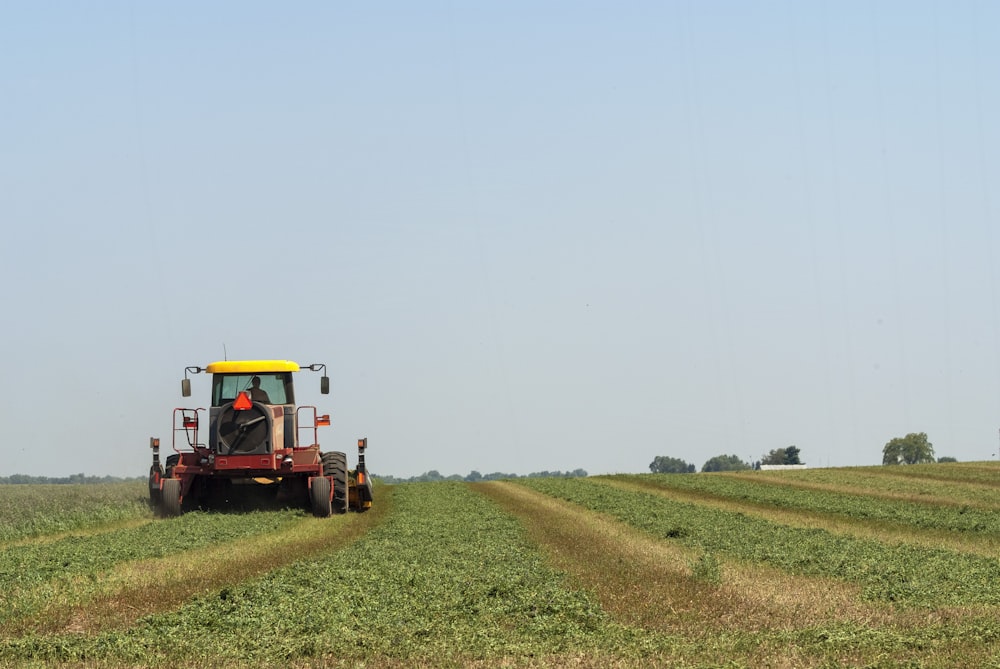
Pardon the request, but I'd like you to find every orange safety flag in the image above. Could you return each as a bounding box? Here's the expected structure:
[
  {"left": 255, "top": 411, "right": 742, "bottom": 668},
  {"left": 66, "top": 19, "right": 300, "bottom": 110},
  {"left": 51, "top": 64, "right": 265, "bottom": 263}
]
[{"left": 233, "top": 391, "right": 253, "bottom": 411}]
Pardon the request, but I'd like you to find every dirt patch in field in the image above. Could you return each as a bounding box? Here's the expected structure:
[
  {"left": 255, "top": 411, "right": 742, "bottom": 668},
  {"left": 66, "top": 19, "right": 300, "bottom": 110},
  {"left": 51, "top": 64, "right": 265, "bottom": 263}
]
[{"left": 475, "top": 481, "right": 895, "bottom": 636}]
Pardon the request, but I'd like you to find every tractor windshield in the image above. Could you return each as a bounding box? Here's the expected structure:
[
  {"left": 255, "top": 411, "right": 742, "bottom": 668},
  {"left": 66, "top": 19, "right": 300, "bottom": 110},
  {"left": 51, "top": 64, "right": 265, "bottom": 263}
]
[{"left": 211, "top": 372, "right": 294, "bottom": 406}]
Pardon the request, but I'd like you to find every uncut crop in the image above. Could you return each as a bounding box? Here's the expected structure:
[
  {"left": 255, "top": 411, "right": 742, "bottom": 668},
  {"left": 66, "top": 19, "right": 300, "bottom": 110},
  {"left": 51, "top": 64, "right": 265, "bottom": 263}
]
[{"left": 0, "top": 482, "right": 149, "bottom": 543}]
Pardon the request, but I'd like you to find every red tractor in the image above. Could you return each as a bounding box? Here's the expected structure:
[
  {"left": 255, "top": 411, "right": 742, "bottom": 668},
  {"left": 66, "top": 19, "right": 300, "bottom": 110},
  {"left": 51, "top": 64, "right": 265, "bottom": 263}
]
[{"left": 148, "top": 359, "right": 372, "bottom": 517}]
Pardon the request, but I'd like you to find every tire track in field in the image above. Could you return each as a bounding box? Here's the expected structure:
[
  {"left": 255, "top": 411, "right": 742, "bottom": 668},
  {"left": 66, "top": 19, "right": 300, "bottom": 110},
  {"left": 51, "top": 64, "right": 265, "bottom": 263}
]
[
  {"left": 599, "top": 477, "right": 1000, "bottom": 558},
  {"left": 473, "top": 481, "right": 891, "bottom": 636},
  {"left": 4, "top": 494, "right": 390, "bottom": 637}
]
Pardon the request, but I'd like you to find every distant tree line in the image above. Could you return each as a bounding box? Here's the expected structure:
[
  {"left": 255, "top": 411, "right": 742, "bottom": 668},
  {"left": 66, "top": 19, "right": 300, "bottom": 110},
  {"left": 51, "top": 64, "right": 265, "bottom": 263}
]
[
  {"left": 649, "top": 454, "right": 753, "bottom": 474},
  {"left": 651, "top": 433, "right": 961, "bottom": 474},
  {"left": 2, "top": 470, "right": 592, "bottom": 486},
  {"left": 881, "top": 432, "right": 957, "bottom": 464},
  {"left": 882, "top": 432, "right": 935, "bottom": 465},
  {"left": 0, "top": 473, "right": 144, "bottom": 485},
  {"left": 375, "top": 469, "right": 588, "bottom": 484},
  {"left": 760, "top": 446, "right": 802, "bottom": 466},
  {"left": 651, "top": 447, "right": 804, "bottom": 474},
  {"left": 647, "top": 456, "right": 696, "bottom": 474}
]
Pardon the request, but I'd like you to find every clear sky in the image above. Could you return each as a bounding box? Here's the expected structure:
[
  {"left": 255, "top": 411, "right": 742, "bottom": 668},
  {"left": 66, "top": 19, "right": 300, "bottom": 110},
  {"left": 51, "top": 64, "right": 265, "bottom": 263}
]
[{"left": 2, "top": 2, "right": 999, "bottom": 478}]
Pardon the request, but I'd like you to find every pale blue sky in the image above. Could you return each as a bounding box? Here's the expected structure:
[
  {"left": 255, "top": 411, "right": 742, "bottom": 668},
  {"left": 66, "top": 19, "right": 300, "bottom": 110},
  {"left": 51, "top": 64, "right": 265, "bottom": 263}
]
[{"left": 2, "top": 2, "right": 999, "bottom": 477}]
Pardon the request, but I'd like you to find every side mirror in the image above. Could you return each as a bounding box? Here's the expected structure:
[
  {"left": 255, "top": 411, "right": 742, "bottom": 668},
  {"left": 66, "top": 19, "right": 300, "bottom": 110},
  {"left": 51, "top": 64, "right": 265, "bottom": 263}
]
[
  {"left": 181, "top": 379, "right": 191, "bottom": 397},
  {"left": 320, "top": 376, "right": 330, "bottom": 394}
]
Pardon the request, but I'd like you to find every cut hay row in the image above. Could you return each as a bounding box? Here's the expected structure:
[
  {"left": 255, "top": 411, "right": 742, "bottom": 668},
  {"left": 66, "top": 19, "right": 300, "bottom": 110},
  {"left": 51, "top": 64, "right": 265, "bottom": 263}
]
[
  {"left": 0, "top": 503, "right": 386, "bottom": 640},
  {"left": 729, "top": 467, "right": 1000, "bottom": 510},
  {"left": 598, "top": 475, "right": 999, "bottom": 558},
  {"left": 802, "top": 461, "right": 1000, "bottom": 487},
  {"left": 516, "top": 477, "right": 1000, "bottom": 607},
  {"left": 0, "top": 482, "right": 675, "bottom": 668},
  {"left": 474, "top": 482, "right": 882, "bottom": 631},
  {"left": 748, "top": 464, "right": 1000, "bottom": 508},
  {"left": 480, "top": 480, "right": 1000, "bottom": 667},
  {"left": 617, "top": 470, "right": 1000, "bottom": 534}
]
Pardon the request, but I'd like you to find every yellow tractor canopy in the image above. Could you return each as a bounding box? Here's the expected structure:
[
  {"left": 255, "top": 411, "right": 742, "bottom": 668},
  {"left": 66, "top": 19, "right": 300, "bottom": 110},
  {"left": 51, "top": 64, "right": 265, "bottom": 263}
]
[{"left": 206, "top": 360, "right": 301, "bottom": 374}]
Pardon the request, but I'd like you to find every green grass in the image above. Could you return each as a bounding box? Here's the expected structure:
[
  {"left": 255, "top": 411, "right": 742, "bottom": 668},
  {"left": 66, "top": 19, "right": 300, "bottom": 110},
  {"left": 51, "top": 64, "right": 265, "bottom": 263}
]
[
  {"left": 518, "top": 477, "right": 1000, "bottom": 607},
  {"left": 751, "top": 463, "right": 1000, "bottom": 507},
  {"left": 620, "top": 470, "right": 1000, "bottom": 533},
  {"left": 0, "top": 482, "right": 150, "bottom": 543},
  {"left": 0, "top": 483, "right": 671, "bottom": 667},
  {"left": 478, "top": 480, "right": 1000, "bottom": 667},
  {"left": 0, "top": 509, "right": 308, "bottom": 630},
  {"left": 2, "top": 467, "right": 999, "bottom": 667}
]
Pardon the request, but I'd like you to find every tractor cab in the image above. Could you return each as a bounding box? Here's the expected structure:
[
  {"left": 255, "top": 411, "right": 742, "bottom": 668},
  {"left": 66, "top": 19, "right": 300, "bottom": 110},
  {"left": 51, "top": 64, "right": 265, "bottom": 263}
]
[
  {"left": 184, "top": 360, "right": 327, "bottom": 456},
  {"left": 182, "top": 360, "right": 329, "bottom": 404},
  {"left": 212, "top": 371, "right": 291, "bottom": 406}
]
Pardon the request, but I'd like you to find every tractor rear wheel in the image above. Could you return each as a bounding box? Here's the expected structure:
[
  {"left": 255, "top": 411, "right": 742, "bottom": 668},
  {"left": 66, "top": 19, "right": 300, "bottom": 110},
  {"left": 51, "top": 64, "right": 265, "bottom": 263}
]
[
  {"left": 162, "top": 478, "right": 182, "bottom": 517},
  {"left": 310, "top": 476, "right": 332, "bottom": 517},
  {"left": 165, "top": 454, "right": 179, "bottom": 479},
  {"left": 322, "top": 451, "right": 349, "bottom": 513}
]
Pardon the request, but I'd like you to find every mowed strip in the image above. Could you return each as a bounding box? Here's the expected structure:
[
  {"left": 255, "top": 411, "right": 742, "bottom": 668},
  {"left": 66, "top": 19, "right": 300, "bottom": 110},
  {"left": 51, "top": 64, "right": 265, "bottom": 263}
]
[
  {"left": 830, "top": 462, "right": 1000, "bottom": 488},
  {"left": 726, "top": 470, "right": 1000, "bottom": 511},
  {"left": 475, "top": 481, "right": 887, "bottom": 636},
  {"left": 756, "top": 464, "right": 1000, "bottom": 496},
  {"left": 4, "top": 500, "right": 388, "bottom": 636},
  {"left": 743, "top": 470, "right": 1000, "bottom": 515},
  {"left": 603, "top": 476, "right": 1000, "bottom": 558}
]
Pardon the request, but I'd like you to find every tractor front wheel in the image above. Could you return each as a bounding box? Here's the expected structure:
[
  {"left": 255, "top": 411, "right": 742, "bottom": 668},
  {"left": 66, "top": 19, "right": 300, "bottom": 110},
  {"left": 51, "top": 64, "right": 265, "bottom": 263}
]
[
  {"left": 162, "top": 479, "right": 182, "bottom": 517},
  {"left": 310, "top": 477, "right": 332, "bottom": 517}
]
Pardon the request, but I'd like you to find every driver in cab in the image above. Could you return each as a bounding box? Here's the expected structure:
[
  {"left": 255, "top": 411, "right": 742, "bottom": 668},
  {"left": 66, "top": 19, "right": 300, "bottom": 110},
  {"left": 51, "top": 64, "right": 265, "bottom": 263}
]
[{"left": 249, "top": 376, "right": 271, "bottom": 403}]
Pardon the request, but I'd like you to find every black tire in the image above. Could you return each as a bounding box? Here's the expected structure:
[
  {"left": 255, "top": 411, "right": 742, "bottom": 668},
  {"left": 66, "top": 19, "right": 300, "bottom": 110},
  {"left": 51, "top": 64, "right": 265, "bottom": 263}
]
[
  {"left": 148, "top": 465, "right": 163, "bottom": 506},
  {"left": 165, "top": 454, "right": 179, "bottom": 480},
  {"left": 310, "top": 476, "right": 332, "bottom": 517},
  {"left": 162, "top": 478, "right": 182, "bottom": 517},
  {"left": 322, "top": 451, "right": 349, "bottom": 513}
]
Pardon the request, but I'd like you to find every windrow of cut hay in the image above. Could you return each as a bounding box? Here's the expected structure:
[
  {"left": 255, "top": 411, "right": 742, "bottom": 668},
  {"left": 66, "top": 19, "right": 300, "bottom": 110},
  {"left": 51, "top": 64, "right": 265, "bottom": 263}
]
[
  {"left": 516, "top": 477, "right": 1000, "bottom": 607},
  {"left": 503, "top": 473, "right": 1000, "bottom": 666}
]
